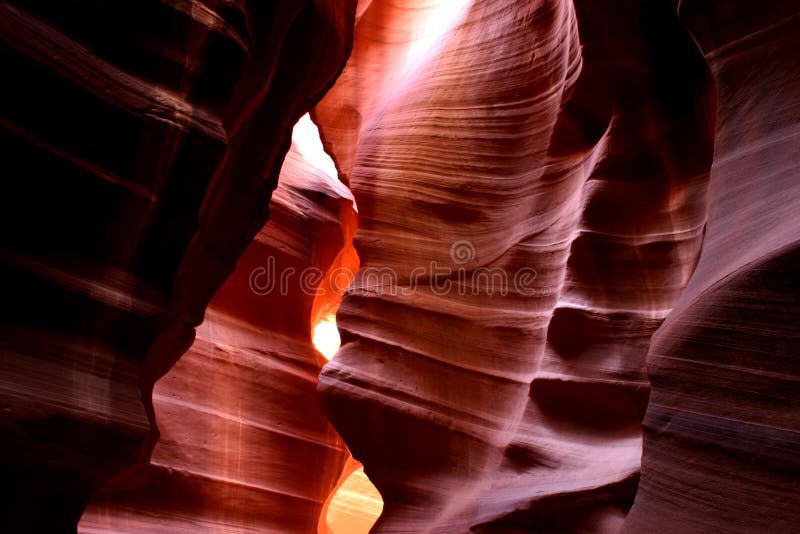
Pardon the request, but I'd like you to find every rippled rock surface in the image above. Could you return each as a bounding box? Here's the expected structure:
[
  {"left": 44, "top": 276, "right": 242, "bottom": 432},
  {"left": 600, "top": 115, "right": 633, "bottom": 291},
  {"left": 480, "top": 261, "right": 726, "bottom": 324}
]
[
  {"left": 0, "top": 1, "right": 355, "bottom": 530},
  {"left": 2, "top": 1, "right": 798, "bottom": 532}
]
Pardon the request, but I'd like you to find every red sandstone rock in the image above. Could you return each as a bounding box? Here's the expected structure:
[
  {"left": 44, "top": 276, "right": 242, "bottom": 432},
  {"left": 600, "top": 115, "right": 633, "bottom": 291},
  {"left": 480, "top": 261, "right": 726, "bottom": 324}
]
[
  {"left": 313, "top": 1, "right": 754, "bottom": 532},
  {"left": 2, "top": 0, "right": 798, "bottom": 532},
  {"left": 0, "top": 1, "right": 356, "bottom": 530},
  {"left": 80, "top": 139, "right": 359, "bottom": 532},
  {"left": 623, "top": 2, "right": 800, "bottom": 532}
]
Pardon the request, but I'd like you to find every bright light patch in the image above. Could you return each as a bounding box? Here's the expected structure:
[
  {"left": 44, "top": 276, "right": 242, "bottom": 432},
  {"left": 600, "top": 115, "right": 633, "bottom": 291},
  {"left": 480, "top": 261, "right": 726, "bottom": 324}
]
[
  {"left": 326, "top": 467, "right": 383, "bottom": 534},
  {"left": 313, "top": 318, "right": 341, "bottom": 361},
  {"left": 291, "top": 113, "right": 338, "bottom": 179},
  {"left": 405, "top": 0, "right": 471, "bottom": 68}
]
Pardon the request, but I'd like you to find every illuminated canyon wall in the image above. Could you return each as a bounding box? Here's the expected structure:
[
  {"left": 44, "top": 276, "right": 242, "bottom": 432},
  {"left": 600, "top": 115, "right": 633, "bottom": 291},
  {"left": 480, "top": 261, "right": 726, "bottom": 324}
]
[
  {"left": 80, "top": 128, "right": 360, "bottom": 533},
  {"left": 1, "top": 0, "right": 798, "bottom": 533},
  {"left": 315, "top": 0, "right": 798, "bottom": 532},
  {"left": 315, "top": 0, "right": 715, "bottom": 531}
]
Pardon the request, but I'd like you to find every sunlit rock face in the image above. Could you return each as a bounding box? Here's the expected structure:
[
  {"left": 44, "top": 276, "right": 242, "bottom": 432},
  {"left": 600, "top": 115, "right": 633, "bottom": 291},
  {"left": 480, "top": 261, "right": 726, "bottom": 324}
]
[
  {"left": 80, "top": 128, "right": 359, "bottom": 532},
  {"left": 314, "top": 0, "right": 792, "bottom": 532},
  {"left": 324, "top": 462, "right": 384, "bottom": 533},
  {"left": 0, "top": 1, "right": 356, "bottom": 530}
]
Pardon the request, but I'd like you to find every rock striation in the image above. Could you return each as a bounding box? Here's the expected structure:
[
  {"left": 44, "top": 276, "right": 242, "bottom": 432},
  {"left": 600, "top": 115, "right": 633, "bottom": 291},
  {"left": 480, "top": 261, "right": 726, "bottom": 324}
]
[
  {"left": 0, "top": 1, "right": 355, "bottom": 530},
  {"left": 2, "top": 0, "right": 798, "bottom": 532},
  {"left": 623, "top": 2, "right": 800, "bottom": 532},
  {"left": 314, "top": 0, "right": 795, "bottom": 532},
  {"left": 80, "top": 136, "right": 359, "bottom": 533}
]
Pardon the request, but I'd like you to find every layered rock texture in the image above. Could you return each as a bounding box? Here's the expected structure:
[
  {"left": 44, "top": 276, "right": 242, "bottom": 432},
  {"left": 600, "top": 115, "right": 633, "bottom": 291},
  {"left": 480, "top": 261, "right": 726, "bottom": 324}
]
[
  {"left": 316, "top": 0, "right": 714, "bottom": 531},
  {"left": 623, "top": 3, "right": 800, "bottom": 532},
  {"left": 315, "top": 0, "right": 798, "bottom": 532},
  {"left": 80, "top": 132, "right": 360, "bottom": 533},
  {"left": 2, "top": 0, "right": 799, "bottom": 532},
  {"left": 0, "top": 1, "right": 356, "bottom": 531}
]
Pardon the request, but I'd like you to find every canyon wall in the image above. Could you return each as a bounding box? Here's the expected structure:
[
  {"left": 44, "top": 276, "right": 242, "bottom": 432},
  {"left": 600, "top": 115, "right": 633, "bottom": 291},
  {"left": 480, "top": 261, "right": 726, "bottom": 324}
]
[
  {"left": 316, "top": 0, "right": 798, "bottom": 532},
  {"left": 1, "top": 0, "right": 797, "bottom": 532},
  {"left": 315, "top": 0, "right": 716, "bottom": 531},
  {"left": 0, "top": 1, "right": 355, "bottom": 530},
  {"left": 623, "top": 2, "right": 800, "bottom": 532},
  {"left": 81, "top": 141, "right": 358, "bottom": 533}
]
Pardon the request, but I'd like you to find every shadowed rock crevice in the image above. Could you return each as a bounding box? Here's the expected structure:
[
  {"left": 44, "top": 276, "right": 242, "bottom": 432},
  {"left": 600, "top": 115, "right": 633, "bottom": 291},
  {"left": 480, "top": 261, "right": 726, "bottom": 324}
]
[{"left": 0, "top": 1, "right": 357, "bottom": 530}]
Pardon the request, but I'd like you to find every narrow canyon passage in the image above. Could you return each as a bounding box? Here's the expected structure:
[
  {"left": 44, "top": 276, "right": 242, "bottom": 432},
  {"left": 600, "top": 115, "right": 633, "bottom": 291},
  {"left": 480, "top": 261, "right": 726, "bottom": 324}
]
[
  {"left": 1, "top": 1, "right": 798, "bottom": 533},
  {"left": 80, "top": 115, "right": 382, "bottom": 533}
]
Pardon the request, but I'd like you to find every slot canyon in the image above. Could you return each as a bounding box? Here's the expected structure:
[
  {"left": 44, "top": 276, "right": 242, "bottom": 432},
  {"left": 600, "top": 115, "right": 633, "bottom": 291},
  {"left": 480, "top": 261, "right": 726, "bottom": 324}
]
[{"left": 0, "top": 1, "right": 798, "bottom": 533}]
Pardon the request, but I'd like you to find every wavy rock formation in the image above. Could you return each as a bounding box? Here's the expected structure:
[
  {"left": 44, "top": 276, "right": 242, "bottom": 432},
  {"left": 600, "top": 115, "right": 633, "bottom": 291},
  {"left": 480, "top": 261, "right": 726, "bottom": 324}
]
[
  {"left": 623, "top": 2, "right": 800, "bottom": 532},
  {"left": 2, "top": 0, "right": 798, "bottom": 532},
  {"left": 0, "top": 1, "right": 355, "bottom": 530},
  {"left": 314, "top": 0, "right": 718, "bottom": 532},
  {"left": 80, "top": 135, "right": 359, "bottom": 533}
]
